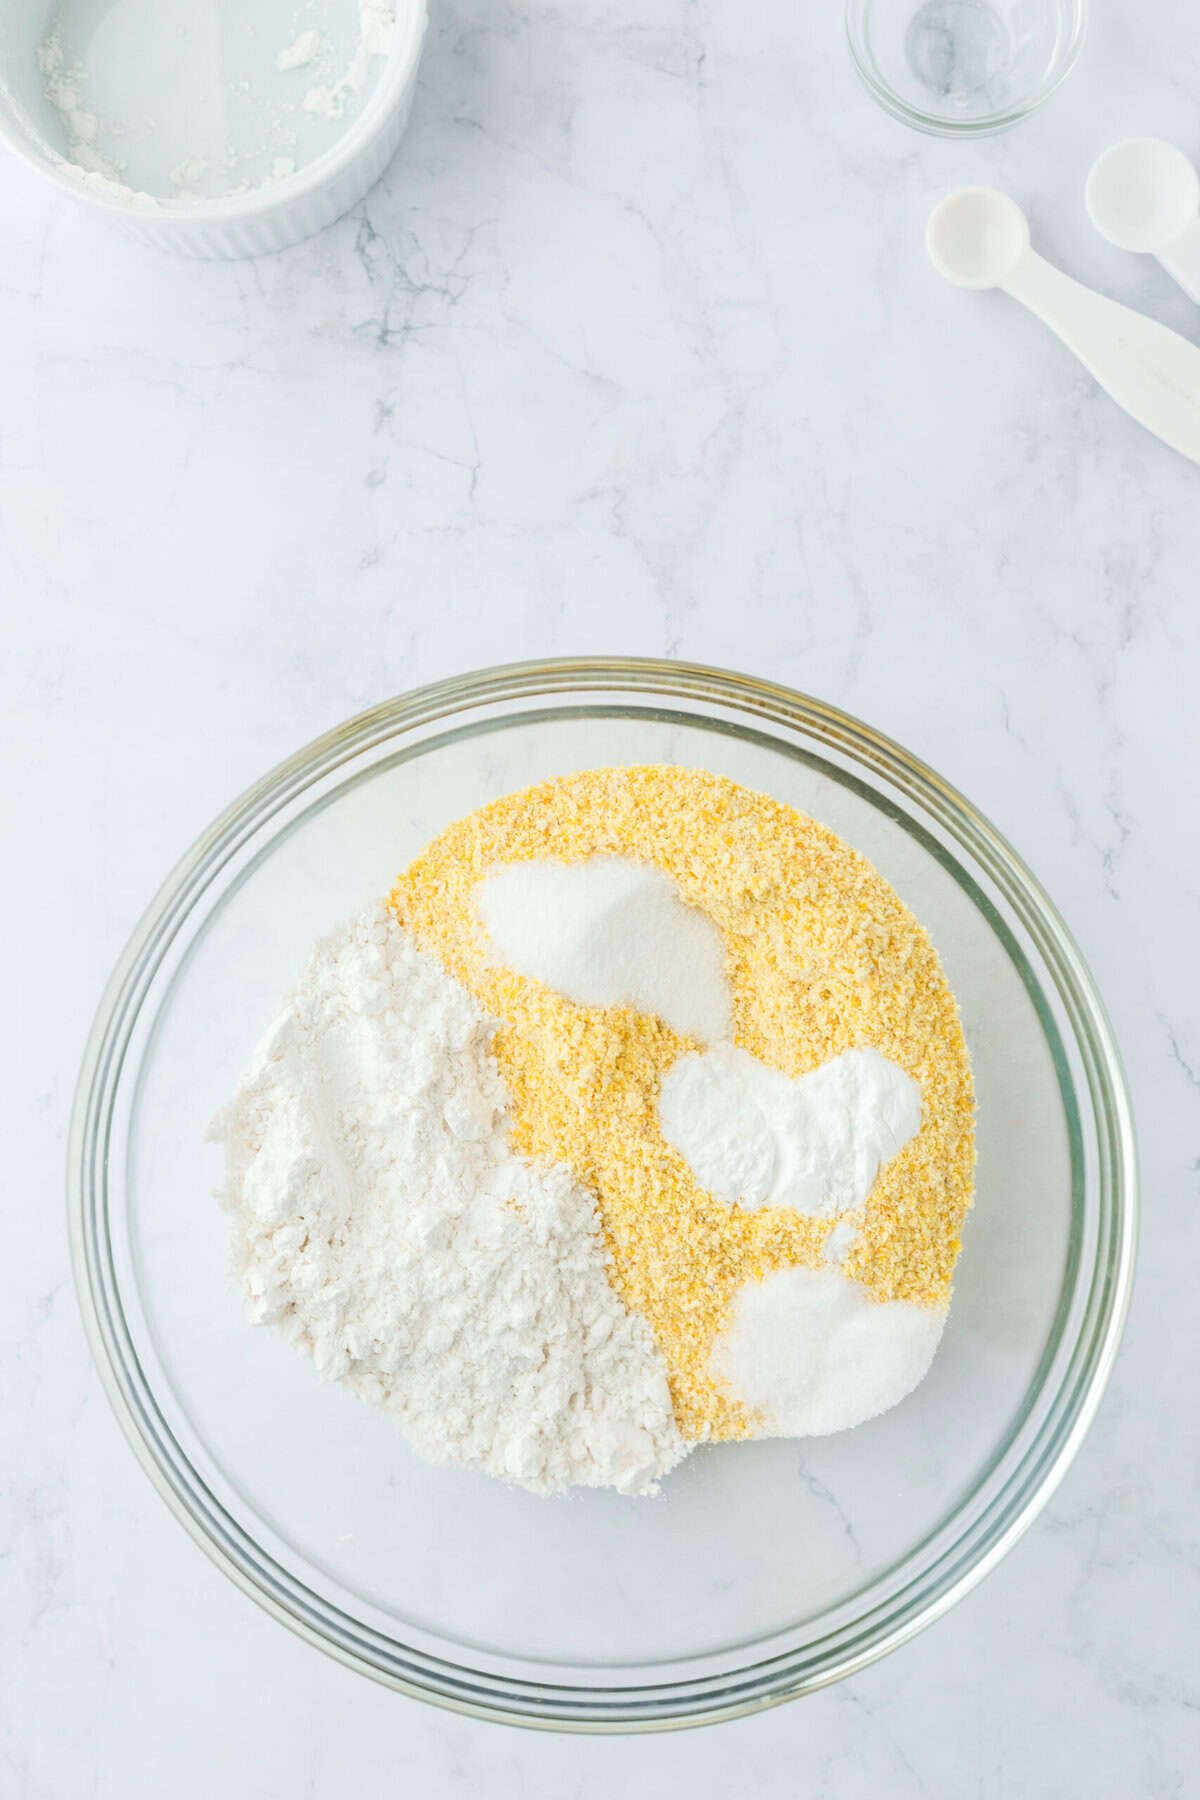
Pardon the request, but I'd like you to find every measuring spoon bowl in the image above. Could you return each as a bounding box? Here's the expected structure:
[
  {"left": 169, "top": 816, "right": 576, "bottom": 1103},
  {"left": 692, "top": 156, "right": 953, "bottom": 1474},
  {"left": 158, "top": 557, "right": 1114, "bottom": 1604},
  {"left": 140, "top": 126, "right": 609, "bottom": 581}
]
[
  {"left": 1086, "top": 138, "right": 1199, "bottom": 252},
  {"left": 925, "top": 187, "right": 1031, "bottom": 288},
  {"left": 1086, "top": 138, "right": 1200, "bottom": 303}
]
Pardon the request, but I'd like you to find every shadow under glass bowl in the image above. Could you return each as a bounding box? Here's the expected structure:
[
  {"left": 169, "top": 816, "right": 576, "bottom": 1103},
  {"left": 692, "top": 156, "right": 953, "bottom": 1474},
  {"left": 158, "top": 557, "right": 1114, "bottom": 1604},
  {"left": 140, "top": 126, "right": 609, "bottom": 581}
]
[
  {"left": 69, "top": 658, "right": 1136, "bottom": 1730},
  {"left": 846, "top": 0, "right": 1086, "bottom": 137}
]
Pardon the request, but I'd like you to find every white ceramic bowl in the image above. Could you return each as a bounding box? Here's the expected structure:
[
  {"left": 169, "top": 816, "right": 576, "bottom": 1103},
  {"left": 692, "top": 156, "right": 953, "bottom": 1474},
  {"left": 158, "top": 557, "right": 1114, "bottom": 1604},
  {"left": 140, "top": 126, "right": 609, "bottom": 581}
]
[{"left": 0, "top": 0, "right": 427, "bottom": 257}]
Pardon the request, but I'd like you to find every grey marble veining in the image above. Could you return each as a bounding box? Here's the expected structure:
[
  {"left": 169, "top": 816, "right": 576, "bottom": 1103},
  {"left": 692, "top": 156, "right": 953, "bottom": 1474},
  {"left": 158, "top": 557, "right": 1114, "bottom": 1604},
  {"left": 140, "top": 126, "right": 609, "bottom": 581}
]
[{"left": 2, "top": 0, "right": 1198, "bottom": 1792}]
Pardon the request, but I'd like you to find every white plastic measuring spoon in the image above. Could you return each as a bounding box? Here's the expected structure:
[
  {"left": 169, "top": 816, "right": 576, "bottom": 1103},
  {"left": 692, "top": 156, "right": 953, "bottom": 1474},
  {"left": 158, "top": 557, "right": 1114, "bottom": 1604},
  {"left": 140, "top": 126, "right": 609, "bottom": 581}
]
[
  {"left": 1086, "top": 139, "right": 1200, "bottom": 303},
  {"left": 927, "top": 187, "right": 1200, "bottom": 465}
]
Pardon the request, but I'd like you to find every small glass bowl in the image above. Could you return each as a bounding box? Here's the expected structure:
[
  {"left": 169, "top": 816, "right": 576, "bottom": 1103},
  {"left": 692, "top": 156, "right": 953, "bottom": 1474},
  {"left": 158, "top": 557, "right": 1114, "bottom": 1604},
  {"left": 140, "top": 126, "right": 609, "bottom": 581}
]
[
  {"left": 847, "top": 0, "right": 1086, "bottom": 137},
  {"left": 70, "top": 659, "right": 1135, "bottom": 1729}
]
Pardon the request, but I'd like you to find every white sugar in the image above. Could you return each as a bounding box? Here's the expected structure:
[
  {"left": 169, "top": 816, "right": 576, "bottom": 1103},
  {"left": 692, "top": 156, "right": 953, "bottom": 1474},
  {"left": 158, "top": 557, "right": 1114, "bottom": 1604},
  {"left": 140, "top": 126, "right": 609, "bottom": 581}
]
[
  {"left": 710, "top": 1264, "right": 946, "bottom": 1436},
  {"left": 477, "top": 858, "right": 732, "bottom": 1043}
]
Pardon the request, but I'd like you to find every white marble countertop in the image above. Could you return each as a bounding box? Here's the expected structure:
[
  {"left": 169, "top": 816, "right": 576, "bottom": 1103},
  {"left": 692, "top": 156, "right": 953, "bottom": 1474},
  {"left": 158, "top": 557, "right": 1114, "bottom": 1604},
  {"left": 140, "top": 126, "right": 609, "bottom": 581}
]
[{"left": 4, "top": 0, "right": 1199, "bottom": 1792}]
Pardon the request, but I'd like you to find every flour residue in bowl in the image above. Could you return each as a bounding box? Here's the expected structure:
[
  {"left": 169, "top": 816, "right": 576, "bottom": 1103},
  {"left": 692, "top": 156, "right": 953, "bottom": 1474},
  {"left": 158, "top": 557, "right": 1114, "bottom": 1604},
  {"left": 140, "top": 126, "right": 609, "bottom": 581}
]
[
  {"left": 302, "top": 0, "right": 395, "bottom": 117},
  {"left": 35, "top": 0, "right": 397, "bottom": 208}
]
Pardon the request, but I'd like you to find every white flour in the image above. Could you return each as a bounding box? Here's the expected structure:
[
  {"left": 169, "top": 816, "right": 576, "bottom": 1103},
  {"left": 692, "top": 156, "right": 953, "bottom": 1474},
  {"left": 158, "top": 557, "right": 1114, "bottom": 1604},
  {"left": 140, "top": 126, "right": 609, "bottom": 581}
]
[
  {"left": 210, "top": 902, "right": 686, "bottom": 1497},
  {"left": 36, "top": 31, "right": 129, "bottom": 191},
  {"left": 303, "top": 1, "right": 394, "bottom": 118},
  {"left": 170, "top": 156, "right": 209, "bottom": 191},
  {"left": 277, "top": 31, "right": 324, "bottom": 73},
  {"left": 478, "top": 858, "right": 731, "bottom": 1043}
]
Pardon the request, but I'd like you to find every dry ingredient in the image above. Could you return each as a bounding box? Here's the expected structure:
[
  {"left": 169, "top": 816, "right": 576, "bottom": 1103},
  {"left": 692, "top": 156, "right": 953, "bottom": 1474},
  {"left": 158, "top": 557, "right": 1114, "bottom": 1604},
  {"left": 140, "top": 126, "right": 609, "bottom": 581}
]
[
  {"left": 470, "top": 841, "right": 946, "bottom": 1441},
  {"left": 170, "top": 156, "right": 210, "bottom": 192},
  {"left": 391, "top": 766, "right": 975, "bottom": 1445},
  {"left": 213, "top": 764, "right": 973, "bottom": 1493},
  {"left": 36, "top": 1, "right": 395, "bottom": 207},
  {"left": 37, "top": 31, "right": 127, "bottom": 191},
  {"left": 658, "top": 1044, "right": 923, "bottom": 1217},
  {"left": 478, "top": 857, "right": 731, "bottom": 1044},
  {"left": 303, "top": 1, "right": 395, "bottom": 118},
  {"left": 277, "top": 31, "right": 325, "bottom": 73},
  {"left": 711, "top": 1264, "right": 946, "bottom": 1436},
  {"left": 210, "top": 903, "right": 685, "bottom": 1497}
]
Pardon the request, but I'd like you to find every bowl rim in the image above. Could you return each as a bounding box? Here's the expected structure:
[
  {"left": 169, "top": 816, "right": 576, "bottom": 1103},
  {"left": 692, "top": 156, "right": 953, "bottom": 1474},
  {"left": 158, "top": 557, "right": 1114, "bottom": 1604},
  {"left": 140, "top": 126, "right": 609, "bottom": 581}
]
[
  {"left": 0, "top": 0, "right": 428, "bottom": 222},
  {"left": 68, "top": 656, "right": 1138, "bottom": 1729}
]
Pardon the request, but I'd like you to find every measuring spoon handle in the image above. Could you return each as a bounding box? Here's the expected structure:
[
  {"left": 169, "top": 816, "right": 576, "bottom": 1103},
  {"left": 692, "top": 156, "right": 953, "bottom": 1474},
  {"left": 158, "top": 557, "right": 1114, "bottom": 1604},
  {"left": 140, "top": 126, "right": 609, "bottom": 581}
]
[{"left": 1004, "top": 249, "right": 1200, "bottom": 464}]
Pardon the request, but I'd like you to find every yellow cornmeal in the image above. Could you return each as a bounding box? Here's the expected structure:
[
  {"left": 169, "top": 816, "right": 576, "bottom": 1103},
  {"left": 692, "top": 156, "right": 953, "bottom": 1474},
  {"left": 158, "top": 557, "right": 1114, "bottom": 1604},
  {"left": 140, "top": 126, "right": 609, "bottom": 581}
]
[{"left": 389, "top": 766, "right": 975, "bottom": 1443}]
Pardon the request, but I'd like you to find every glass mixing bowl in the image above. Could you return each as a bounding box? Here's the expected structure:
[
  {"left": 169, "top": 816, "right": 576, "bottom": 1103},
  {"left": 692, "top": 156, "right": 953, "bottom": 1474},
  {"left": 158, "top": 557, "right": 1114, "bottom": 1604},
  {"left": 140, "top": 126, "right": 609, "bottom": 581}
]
[
  {"left": 846, "top": 0, "right": 1086, "bottom": 137},
  {"left": 69, "top": 659, "right": 1136, "bottom": 1730}
]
